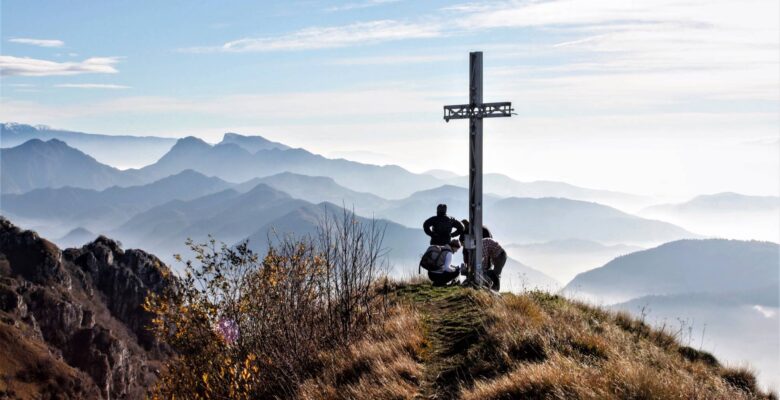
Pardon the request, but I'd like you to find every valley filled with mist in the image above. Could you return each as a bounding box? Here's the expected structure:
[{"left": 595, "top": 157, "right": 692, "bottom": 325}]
[{"left": 2, "top": 122, "right": 778, "bottom": 389}]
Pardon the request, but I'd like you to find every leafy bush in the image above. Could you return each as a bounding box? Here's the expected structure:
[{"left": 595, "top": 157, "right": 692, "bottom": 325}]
[{"left": 144, "top": 209, "right": 388, "bottom": 399}]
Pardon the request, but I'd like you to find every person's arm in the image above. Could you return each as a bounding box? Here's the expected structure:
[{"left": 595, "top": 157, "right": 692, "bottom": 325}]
[
  {"left": 451, "top": 218, "right": 465, "bottom": 237},
  {"left": 423, "top": 217, "right": 435, "bottom": 237},
  {"left": 443, "top": 251, "right": 454, "bottom": 272}
]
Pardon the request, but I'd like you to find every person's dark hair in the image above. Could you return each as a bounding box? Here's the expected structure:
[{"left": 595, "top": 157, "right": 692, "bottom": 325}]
[
  {"left": 436, "top": 204, "right": 447, "bottom": 216},
  {"left": 449, "top": 239, "right": 461, "bottom": 250},
  {"left": 461, "top": 219, "right": 469, "bottom": 231}
]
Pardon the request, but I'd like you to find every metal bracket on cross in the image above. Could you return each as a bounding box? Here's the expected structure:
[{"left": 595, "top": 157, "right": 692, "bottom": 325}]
[{"left": 444, "top": 102, "right": 513, "bottom": 122}]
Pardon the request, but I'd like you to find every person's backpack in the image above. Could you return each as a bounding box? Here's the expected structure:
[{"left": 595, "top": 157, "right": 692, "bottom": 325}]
[{"left": 419, "top": 245, "right": 451, "bottom": 272}]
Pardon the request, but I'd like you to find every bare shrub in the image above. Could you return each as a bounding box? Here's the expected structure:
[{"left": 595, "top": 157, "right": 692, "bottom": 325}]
[
  {"left": 144, "top": 209, "right": 388, "bottom": 399},
  {"left": 316, "top": 208, "right": 388, "bottom": 345}
]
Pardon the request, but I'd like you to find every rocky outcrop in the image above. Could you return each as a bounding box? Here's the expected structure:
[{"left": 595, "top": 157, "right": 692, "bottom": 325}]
[{"left": 0, "top": 217, "right": 173, "bottom": 399}]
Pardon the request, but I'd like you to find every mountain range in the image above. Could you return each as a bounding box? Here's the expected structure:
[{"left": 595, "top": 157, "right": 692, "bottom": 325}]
[
  {"left": 0, "top": 138, "right": 142, "bottom": 194},
  {"left": 564, "top": 239, "right": 780, "bottom": 303},
  {"left": 1, "top": 169, "right": 232, "bottom": 234},
  {"left": 506, "top": 239, "right": 644, "bottom": 284},
  {"left": 640, "top": 192, "right": 780, "bottom": 242},
  {"left": 444, "top": 173, "right": 652, "bottom": 210},
  {"left": 1, "top": 166, "right": 696, "bottom": 267},
  {"left": 0, "top": 122, "right": 175, "bottom": 168},
  {"left": 486, "top": 197, "right": 696, "bottom": 246},
  {"left": 2, "top": 129, "right": 657, "bottom": 209}
]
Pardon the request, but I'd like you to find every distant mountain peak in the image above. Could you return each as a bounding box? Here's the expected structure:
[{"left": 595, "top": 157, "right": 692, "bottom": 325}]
[
  {"left": 18, "top": 137, "right": 66, "bottom": 147},
  {"left": 160, "top": 137, "right": 212, "bottom": 158},
  {"left": 222, "top": 132, "right": 249, "bottom": 140},
  {"left": 175, "top": 136, "right": 211, "bottom": 147},
  {"left": 243, "top": 182, "right": 291, "bottom": 199},
  {"left": 14, "top": 137, "right": 99, "bottom": 160},
  {"left": 219, "top": 131, "right": 289, "bottom": 153}
]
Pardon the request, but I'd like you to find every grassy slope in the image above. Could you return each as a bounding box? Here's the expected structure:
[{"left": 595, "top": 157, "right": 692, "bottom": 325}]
[{"left": 299, "top": 282, "right": 775, "bottom": 400}]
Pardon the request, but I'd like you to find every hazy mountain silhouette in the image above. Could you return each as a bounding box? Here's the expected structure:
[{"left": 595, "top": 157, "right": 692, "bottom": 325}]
[
  {"left": 444, "top": 173, "right": 650, "bottom": 210},
  {"left": 423, "top": 169, "right": 460, "bottom": 180},
  {"left": 236, "top": 172, "right": 391, "bottom": 216},
  {"left": 0, "top": 122, "right": 175, "bottom": 168},
  {"left": 644, "top": 192, "right": 780, "bottom": 214},
  {"left": 55, "top": 227, "right": 97, "bottom": 248},
  {"left": 507, "top": 239, "right": 644, "bottom": 284},
  {"left": 564, "top": 239, "right": 780, "bottom": 303},
  {"left": 377, "top": 185, "right": 502, "bottom": 228},
  {"left": 112, "top": 184, "right": 311, "bottom": 257},
  {"left": 245, "top": 202, "right": 425, "bottom": 263},
  {"left": 219, "top": 132, "right": 289, "bottom": 153},
  {"left": 125, "top": 136, "right": 445, "bottom": 199},
  {"left": 640, "top": 192, "right": 780, "bottom": 242},
  {"left": 1, "top": 170, "right": 232, "bottom": 232},
  {"left": 4, "top": 127, "right": 660, "bottom": 210},
  {"left": 510, "top": 239, "right": 643, "bottom": 254},
  {"left": 0, "top": 139, "right": 140, "bottom": 194},
  {"left": 485, "top": 197, "right": 696, "bottom": 245}
]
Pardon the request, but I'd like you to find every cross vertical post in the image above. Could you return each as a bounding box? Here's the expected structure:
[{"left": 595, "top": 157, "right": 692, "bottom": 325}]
[
  {"left": 443, "top": 51, "right": 513, "bottom": 288},
  {"left": 469, "top": 52, "right": 484, "bottom": 285}
]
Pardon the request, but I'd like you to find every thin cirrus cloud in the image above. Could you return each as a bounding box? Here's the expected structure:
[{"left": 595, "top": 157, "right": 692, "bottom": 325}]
[
  {"left": 180, "top": 20, "right": 442, "bottom": 53},
  {"left": 0, "top": 55, "right": 121, "bottom": 76},
  {"left": 54, "top": 83, "right": 130, "bottom": 89},
  {"left": 326, "top": 0, "right": 401, "bottom": 12},
  {"left": 8, "top": 37, "right": 64, "bottom": 47}
]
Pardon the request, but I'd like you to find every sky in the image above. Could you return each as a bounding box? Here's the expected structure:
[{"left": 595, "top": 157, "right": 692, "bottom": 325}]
[{"left": 1, "top": 0, "right": 778, "bottom": 198}]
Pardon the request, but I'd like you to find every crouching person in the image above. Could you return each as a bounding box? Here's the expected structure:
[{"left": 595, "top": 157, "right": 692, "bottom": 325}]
[{"left": 419, "top": 239, "right": 463, "bottom": 287}]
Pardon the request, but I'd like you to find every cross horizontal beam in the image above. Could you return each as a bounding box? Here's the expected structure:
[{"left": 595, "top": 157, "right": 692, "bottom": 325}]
[{"left": 443, "top": 102, "right": 513, "bottom": 122}]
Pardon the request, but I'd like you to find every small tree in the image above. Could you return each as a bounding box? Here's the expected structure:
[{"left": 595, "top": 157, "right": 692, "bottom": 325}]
[{"left": 144, "top": 209, "right": 387, "bottom": 399}]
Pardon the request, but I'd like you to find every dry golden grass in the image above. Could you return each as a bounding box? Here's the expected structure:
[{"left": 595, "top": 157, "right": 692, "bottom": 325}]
[
  {"left": 297, "top": 305, "right": 427, "bottom": 400},
  {"left": 303, "top": 284, "right": 775, "bottom": 400},
  {"left": 460, "top": 290, "right": 775, "bottom": 400}
]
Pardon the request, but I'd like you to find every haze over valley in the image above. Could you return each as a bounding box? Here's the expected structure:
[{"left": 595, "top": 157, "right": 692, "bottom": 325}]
[{"left": 2, "top": 123, "right": 778, "bottom": 391}]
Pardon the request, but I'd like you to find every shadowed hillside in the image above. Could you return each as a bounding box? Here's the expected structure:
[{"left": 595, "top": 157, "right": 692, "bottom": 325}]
[{"left": 0, "top": 217, "right": 173, "bottom": 399}]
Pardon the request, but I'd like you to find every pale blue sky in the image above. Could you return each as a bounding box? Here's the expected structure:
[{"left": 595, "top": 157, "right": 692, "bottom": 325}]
[{"left": 1, "top": 0, "right": 778, "bottom": 197}]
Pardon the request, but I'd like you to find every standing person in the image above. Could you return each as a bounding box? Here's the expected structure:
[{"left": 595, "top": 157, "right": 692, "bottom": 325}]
[
  {"left": 423, "top": 204, "right": 464, "bottom": 246},
  {"left": 426, "top": 240, "right": 463, "bottom": 286},
  {"left": 482, "top": 237, "right": 507, "bottom": 291}
]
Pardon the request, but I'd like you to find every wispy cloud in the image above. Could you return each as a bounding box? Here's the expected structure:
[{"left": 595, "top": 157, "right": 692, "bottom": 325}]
[
  {"left": 328, "top": 54, "right": 457, "bottom": 65},
  {"left": 0, "top": 56, "right": 121, "bottom": 77},
  {"left": 8, "top": 37, "right": 64, "bottom": 47},
  {"left": 54, "top": 83, "right": 130, "bottom": 89},
  {"left": 326, "top": 0, "right": 401, "bottom": 12},
  {"left": 181, "top": 20, "right": 442, "bottom": 52}
]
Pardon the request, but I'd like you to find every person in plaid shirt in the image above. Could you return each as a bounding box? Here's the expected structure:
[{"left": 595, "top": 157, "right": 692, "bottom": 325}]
[{"left": 482, "top": 237, "right": 507, "bottom": 291}]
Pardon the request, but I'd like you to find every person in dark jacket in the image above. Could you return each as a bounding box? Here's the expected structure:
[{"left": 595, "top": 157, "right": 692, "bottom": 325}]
[{"left": 423, "top": 204, "right": 464, "bottom": 246}]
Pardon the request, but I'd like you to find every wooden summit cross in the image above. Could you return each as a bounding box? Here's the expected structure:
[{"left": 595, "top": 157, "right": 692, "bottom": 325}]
[{"left": 444, "top": 51, "right": 513, "bottom": 287}]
